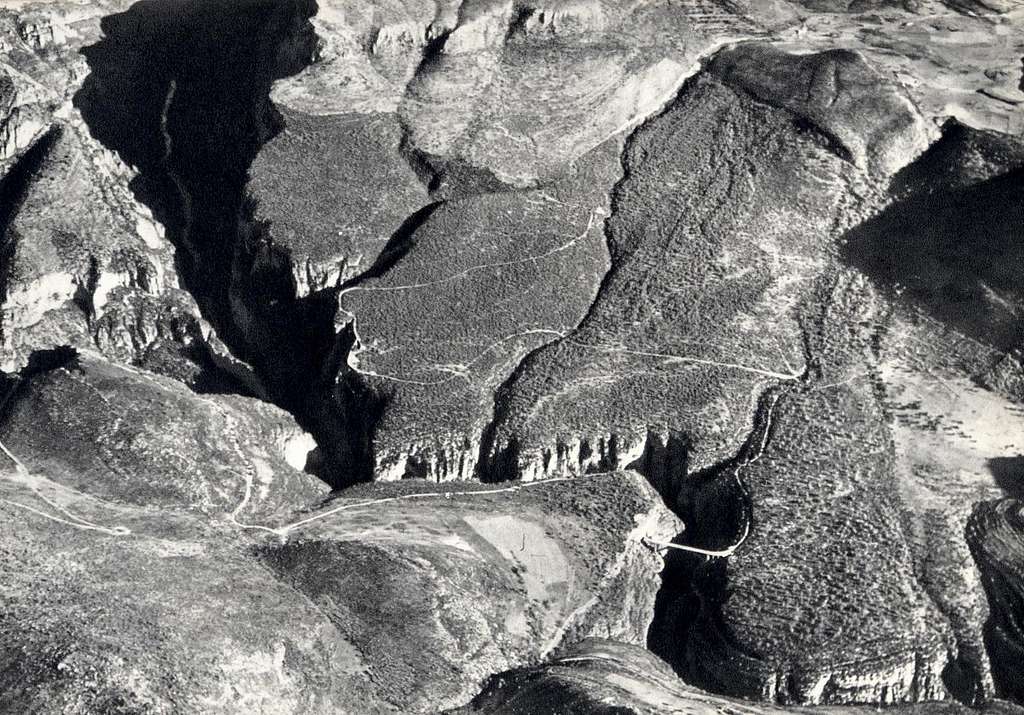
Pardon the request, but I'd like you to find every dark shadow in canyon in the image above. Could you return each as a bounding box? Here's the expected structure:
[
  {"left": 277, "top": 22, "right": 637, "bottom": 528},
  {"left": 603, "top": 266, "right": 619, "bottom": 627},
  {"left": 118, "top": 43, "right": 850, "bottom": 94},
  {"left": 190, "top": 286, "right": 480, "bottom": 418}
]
[
  {"left": 643, "top": 388, "right": 772, "bottom": 691},
  {"left": 990, "top": 456, "right": 1024, "bottom": 500},
  {"left": 72, "top": 0, "right": 384, "bottom": 487},
  {"left": 74, "top": 0, "right": 318, "bottom": 380}
]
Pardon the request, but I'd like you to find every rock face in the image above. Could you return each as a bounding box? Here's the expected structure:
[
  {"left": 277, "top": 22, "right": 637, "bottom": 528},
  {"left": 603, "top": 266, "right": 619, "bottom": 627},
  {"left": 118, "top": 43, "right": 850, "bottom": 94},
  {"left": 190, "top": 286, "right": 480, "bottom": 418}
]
[
  {"left": 272, "top": 0, "right": 766, "bottom": 190},
  {"left": 968, "top": 499, "right": 1024, "bottom": 703},
  {"left": 453, "top": 639, "right": 1024, "bottom": 715},
  {"left": 0, "top": 0, "right": 241, "bottom": 387},
  {"left": 0, "top": 2, "right": 119, "bottom": 171},
  {"left": 0, "top": 122, "right": 188, "bottom": 370}
]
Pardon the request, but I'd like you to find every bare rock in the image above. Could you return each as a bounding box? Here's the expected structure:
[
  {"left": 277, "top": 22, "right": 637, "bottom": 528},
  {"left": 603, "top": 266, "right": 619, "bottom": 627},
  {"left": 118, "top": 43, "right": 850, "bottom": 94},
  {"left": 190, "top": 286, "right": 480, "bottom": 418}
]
[
  {"left": 0, "top": 121, "right": 191, "bottom": 371},
  {"left": 268, "top": 0, "right": 450, "bottom": 116},
  {"left": 967, "top": 498, "right": 1024, "bottom": 703},
  {"left": 274, "top": 0, "right": 797, "bottom": 190},
  {"left": 396, "top": 1, "right": 758, "bottom": 188},
  {"left": 0, "top": 66, "right": 51, "bottom": 172},
  {"left": 0, "top": 0, "right": 232, "bottom": 384},
  {"left": 773, "top": 3, "right": 1024, "bottom": 136}
]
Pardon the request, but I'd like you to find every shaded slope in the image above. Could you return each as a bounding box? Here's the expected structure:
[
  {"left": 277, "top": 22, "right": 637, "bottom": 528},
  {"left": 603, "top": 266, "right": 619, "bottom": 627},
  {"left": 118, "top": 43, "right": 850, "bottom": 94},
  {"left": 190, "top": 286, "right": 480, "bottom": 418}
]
[{"left": 842, "top": 125, "right": 1024, "bottom": 353}]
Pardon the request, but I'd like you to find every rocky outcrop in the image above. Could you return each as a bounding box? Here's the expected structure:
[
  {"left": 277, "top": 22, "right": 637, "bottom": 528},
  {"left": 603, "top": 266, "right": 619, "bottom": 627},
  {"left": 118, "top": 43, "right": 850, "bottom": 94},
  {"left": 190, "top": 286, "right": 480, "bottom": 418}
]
[
  {"left": 0, "top": 122, "right": 185, "bottom": 369},
  {"left": 267, "top": 0, "right": 446, "bottom": 116},
  {"left": 0, "top": 74, "right": 51, "bottom": 170},
  {"left": 0, "top": 0, "right": 245, "bottom": 386},
  {"left": 453, "top": 639, "right": 1024, "bottom": 714},
  {"left": 270, "top": 0, "right": 792, "bottom": 192},
  {"left": 0, "top": 2, "right": 105, "bottom": 170},
  {"left": 65, "top": 0, "right": 349, "bottom": 458},
  {"left": 707, "top": 42, "right": 930, "bottom": 176},
  {"left": 968, "top": 499, "right": 1024, "bottom": 703},
  {"left": 0, "top": 352, "right": 325, "bottom": 516}
]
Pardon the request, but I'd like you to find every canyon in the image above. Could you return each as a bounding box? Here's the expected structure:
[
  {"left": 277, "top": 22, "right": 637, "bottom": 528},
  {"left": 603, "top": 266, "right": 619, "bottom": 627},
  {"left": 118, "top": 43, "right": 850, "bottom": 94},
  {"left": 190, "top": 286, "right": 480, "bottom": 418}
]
[{"left": 1, "top": 0, "right": 1023, "bottom": 712}]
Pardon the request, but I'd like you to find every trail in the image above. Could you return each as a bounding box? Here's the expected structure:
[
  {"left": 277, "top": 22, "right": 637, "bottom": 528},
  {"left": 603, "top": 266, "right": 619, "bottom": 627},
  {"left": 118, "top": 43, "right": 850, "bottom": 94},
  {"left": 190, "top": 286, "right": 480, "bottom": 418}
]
[
  {"left": 0, "top": 438, "right": 131, "bottom": 537},
  {"left": 231, "top": 475, "right": 584, "bottom": 541},
  {"left": 338, "top": 207, "right": 605, "bottom": 297},
  {"left": 348, "top": 329, "right": 805, "bottom": 387},
  {"left": 642, "top": 388, "right": 786, "bottom": 559},
  {"left": 349, "top": 328, "right": 566, "bottom": 386}
]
